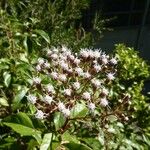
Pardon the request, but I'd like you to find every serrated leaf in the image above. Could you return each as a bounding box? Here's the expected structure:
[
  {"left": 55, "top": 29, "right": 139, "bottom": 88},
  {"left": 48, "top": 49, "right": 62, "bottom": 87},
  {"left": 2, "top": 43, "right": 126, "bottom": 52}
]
[
  {"left": 40, "top": 133, "right": 52, "bottom": 150},
  {"left": 34, "top": 29, "right": 50, "bottom": 44},
  {"left": 54, "top": 112, "right": 66, "bottom": 130},
  {"left": 0, "top": 97, "right": 9, "bottom": 106},
  {"left": 3, "top": 72, "right": 11, "bottom": 87},
  {"left": 70, "top": 103, "right": 88, "bottom": 119},
  {"left": 3, "top": 122, "right": 42, "bottom": 143}
]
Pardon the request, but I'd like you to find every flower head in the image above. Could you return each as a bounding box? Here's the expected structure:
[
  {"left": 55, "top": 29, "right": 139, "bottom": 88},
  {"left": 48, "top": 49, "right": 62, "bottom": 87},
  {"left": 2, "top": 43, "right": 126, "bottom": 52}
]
[
  {"left": 37, "top": 58, "right": 45, "bottom": 65},
  {"left": 58, "top": 102, "right": 65, "bottom": 111},
  {"left": 82, "top": 92, "right": 91, "bottom": 100},
  {"left": 88, "top": 102, "right": 95, "bottom": 111},
  {"left": 27, "top": 94, "right": 37, "bottom": 104},
  {"left": 35, "top": 110, "right": 45, "bottom": 119},
  {"left": 72, "top": 82, "right": 80, "bottom": 90},
  {"left": 62, "top": 108, "right": 70, "bottom": 117},
  {"left": 33, "top": 77, "right": 41, "bottom": 85},
  {"left": 107, "top": 73, "right": 115, "bottom": 80},
  {"left": 100, "top": 97, "right": 108, "bottom": 107},
  {"left": 91, "top": 78, "right": 101, "bottom": 88},
  {"left": 51, "top": 72, "right": 58, "bottom": 80},
  {"left": 59, "top": 74, "right": 67, "bottom": 82},
  {"left": 44, "top": 95, "right": 53, "bottom": 104},
  {"left": 64, "top": 88, "right": 72, "bottom": 96}
]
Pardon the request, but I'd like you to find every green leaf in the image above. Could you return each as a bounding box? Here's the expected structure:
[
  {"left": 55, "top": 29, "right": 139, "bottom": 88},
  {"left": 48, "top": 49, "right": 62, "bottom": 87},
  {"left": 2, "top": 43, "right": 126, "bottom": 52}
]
[
  {"left": 62, "top": 131, "right": 79, "bottom": 143},
  {"left": 34, "top": 30, "right": 50, "bottom": 44},
  {"left": 70, "top": 103, "right": 88, "bottom": 118},
  {"left": 3, "top": 122, "right": 42, "bottom": 143},
  {"left": 54, "top": 112, "right": 66, "bottom": 130},
  {"left": 40, "top": 133, "right": 52, "bottom": 150},
  {"left": 0, "top": 97, "right": 9, "bottom": 106},
  {"left": 3, "top": 72, "right": 11, "bottom": 87},
  {"left": 12, "top": 86, "right": 29, "bottom": 111},
  {"left": 64, "top": 142, "right": 92, "bottom": 150},
  {"left": 16, "top": 112, "right": 34, "bottom": 128},
  {"left": 81, "top": 138, "right": 102, "bottom": 150}
]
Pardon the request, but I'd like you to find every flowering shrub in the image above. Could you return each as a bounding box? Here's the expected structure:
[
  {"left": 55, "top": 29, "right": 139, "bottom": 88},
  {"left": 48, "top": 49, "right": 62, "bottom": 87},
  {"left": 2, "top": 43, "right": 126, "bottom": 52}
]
[{"left": 1, "top": 46, "right": 142, "bottom": 150}]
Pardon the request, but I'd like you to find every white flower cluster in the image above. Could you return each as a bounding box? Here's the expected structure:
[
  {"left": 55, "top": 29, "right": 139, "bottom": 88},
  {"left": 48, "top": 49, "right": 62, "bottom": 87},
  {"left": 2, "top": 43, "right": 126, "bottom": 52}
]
[{"left": 27, "top": 46, "right": 119, "bottom": 119}]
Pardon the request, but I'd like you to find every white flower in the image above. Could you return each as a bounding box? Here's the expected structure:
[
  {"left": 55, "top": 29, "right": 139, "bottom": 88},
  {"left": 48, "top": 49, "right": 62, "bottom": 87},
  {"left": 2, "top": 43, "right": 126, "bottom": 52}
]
[
  {"left": 72, "top": 82, "right": 80, "bottom": 90},
  {"left": 27, "top": 94, "right": 37, "bottom": 104},
  {"left": 110, "top": 58, "right": 117, "bottom": 65},
  {"left": 36, "top": 65, "right": 42, "bottom": 72},
  {"left": 88, "top": 102, "right": 95, "bottom": 111},
  {"left": 102, "top": 57, "right": 108, "bottom": 65},
  {"left": 58, "top": 102, "right": 65, "bottom": 111},
  {"left": 91, "top": 78, "right": 101, "bottom": 88},
  {"left": 44, "top": 95, "right": 53, "bottom": 104},
  {"left": 82, "top": 72, "right": 91, "bottom": 79},
  {"left": 37, "top": 58, "right": 45, "bottom": 65},
  {"left": 51, "top": 53, "right": 58, "bottom": 60},
  {"left": 46, "top": 84, "right": 55, "bottom": 94},
  {"left": 93, "top": 50, "right": 101, "bottom": 58},
  {"left": 74, "top": 58, "right": 80, "bottom": 65},
  {"left": 46, "top": 50, "right": 52, "bottom": 57},
  {"left": 82, "top": 92, "right": 91, "bottom": 100},
  {"left": 69, "top": 54, "right": 75, "bottom": 60},
  {"left": 75, "top": 67, "right": 83, "bottom": 76},
  {"left": 60, "top": 62, "right": 69, "bottom": 71},
  {"left": 107, "top": 73, "right": 115, "bottom": 80},
  {"left": 33, "top": 77, "right": 41, "bottom": 84},
  {"left": 51, "top": 72, "right": 58, "bottom": 79},
  {"left": 35, "top": 110, "right": 45, "bottom": 119},
  {"left": 94, "top": 64, "right": 102, "bottom": 72},
  {"left": 60, "top": 55, "right": 67, "bottom": 61},
  {"left": 59, "top": 74, "right": 67, "bottom": 82},
  {"left": 44, "top": 62, "right": 50, "bottom": 69},
  {"left": 64, "top": 89, "right": 72, "bottom": 96},
  {"left": 80, "top": 49, "right": 89, "bottom": 58},
  {"left": 100, "top": 98, "right": 108, "bottom": 107},
  {"left": 88, "top": 50, "right": 94, "bottom": 58},
  {"left": 52, "top": 47, "right": 59, "bottom": 53},
  {"left": 62, "top": 108, "right": 70, "bottom": 117},
  {"left": 101, "top": 88, "right": 109, "bottom": 95},
  {"left": 62, "top": 46, "right": 69, "bottom": 52}
]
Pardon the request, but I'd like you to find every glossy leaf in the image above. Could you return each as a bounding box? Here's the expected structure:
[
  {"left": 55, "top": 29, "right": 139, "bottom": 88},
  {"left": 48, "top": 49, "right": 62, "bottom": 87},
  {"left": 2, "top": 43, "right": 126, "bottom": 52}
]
[
  {"left": 40, "top": 133, "right": 52, "bottom": 150},
  {"left": 54, "top": 112, "right": 66, "bottom": 130},
  {"left": 70, "top": 103, "right": 88, "bottom": 119},
  {"left": 3, "top": 72, "right": 11, "bottom": 87}
]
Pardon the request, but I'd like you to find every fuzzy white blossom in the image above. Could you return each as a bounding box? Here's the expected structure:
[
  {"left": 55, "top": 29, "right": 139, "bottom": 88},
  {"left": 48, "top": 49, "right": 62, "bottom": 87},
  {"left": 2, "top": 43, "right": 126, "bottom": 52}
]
[
  {"left": 51, "top": 72, "right": 58, "bottom": 80},
  {"left": 59, "top": 74, "right": 67, "bottom": 82},
  {"left": 36, "top": 65, "right": 42, "bottom": 72},
  {"left": 91, "top": 78, "right": 101, "bottom": 88},
  {"left": 80, "top": 49, "right": 89, "bottom": 58},
  {"left": 51, "top": 53, "right": 58, "bottom": 60},
  {"left": 35, "top": 110, "right": 45, "bottom": 119},
  {"left": 88, "top": 102, "right": 95, "bottom": 111},
  {"left": 58, "top": 102, "right": 65, "bottom": 111},
  {"left": 101, "top": 88, "right": 109, "bottom": 95},
  {"left": 44, "top": 95, "right": 53, "bottom": 104},
  {"left": 110, "top": 58, "right": 117, "bottom": 65},
  {"left": 83, "top": 72, "right": 91, "bottom": 79},
  {"left": 102, "top": 57, "right": 108, "bottom": 65},
  {"left": 62, "top": 108, "right": 70, "bottom": 117},
  {"left": 107, "top": 73, "right": 115, "bottom": 80},
  {"left": 37, "top": 58, "right": 45, "bottom": 65},
  {"left": 47, "top": 50, "right": 52, "bottom": 57},
  {"left": 82, "top": 92, "right": 91, "bottom": 100},
  {"left": 100, "top": 97, "right": 108, "bottom": 107},
  {"left": 33, "top": 77, "right": 41, "bottom": 84},
  {"left": 75, "top": 67, "right": 83, "bottom": 76},
  {"left": 69, "top": 54, "right": 75, "bottom": 61},
  {"left": 64, "top": 89, "right": 72, "bottom": 96},
  {"left": 73, "top": 82, "right": 80, "bottom": 90},
  {"left": 27, "top": 94, "right": 37, "bottom": 104},
  {"left": 93, "top": 50, "right": 101, "bottom": 58},
  {"left": 94, "top": 64, "right": 102, "bottom": 72},
  {"left": 46, "top": 84, "right": 55, "bottom": 94},
  {"left": 60, "top": 62, "right": 69, "bottom": 71},
  {"left": 74, "top": 58, "right": 80, "bottom": 65},
  {"left": 44, "top": 62, "right": 50, "bottom": 69}
]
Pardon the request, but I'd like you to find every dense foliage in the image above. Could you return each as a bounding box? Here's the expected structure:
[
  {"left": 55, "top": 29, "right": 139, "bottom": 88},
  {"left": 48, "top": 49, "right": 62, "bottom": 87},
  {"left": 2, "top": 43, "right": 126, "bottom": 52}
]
[{"left": 0, "top": 0, "right": 150, "bottom": 150}]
